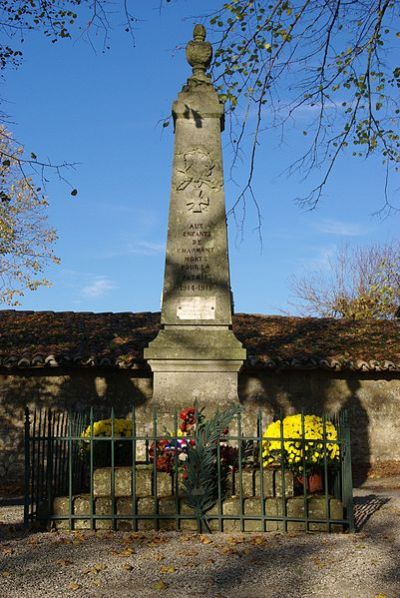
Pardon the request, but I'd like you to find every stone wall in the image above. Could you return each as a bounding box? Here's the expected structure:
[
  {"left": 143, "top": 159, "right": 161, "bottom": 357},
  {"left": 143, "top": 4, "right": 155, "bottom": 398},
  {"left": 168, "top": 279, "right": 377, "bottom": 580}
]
[{"left": 1, "top": 367, "right": 399, "bottom": 488}]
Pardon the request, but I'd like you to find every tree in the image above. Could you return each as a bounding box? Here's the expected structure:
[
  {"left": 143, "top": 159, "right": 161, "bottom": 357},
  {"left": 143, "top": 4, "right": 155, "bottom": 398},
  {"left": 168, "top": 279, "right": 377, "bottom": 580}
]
[
  {"left": 0, "top": 126, "right": 59, "bottom": 306},
  {"left": 290, "top": 241, "right": 400, "bottom": 319},
  {"left": 2, "top": 1, "right": 399, "bottom": 215},
  {"left": 1, "top": 1, "right": 399, "bottom": 302},
  {"left": 204, "top": 0, "right": 400, "bottom": 217}
]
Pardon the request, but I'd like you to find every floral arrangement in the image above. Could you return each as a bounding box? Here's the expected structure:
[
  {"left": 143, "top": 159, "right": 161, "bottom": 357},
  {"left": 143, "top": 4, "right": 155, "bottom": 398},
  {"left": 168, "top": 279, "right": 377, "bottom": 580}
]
[
  {"left": 149, "top": 407, "right": 238, "bottom": 475},
  {"left": 149, "top": 408, "right": 196, "bottom": 474},
  {"left": 81, "top": 418, "right": 132, "bottom": 440},
  {"left": 81, "top": 418, "right": 133, "bottom": 466},
  {"left": 262, "top": 414, "right": 340, "bottom": 474}
]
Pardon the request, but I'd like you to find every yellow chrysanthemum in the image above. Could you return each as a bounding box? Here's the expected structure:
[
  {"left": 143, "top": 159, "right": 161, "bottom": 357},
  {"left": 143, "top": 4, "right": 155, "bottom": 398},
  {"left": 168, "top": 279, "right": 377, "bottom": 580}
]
[
  {"left": 262, "top": 414, "right": 339, "bottom": 470},
  {"left": 81, "top": 418, "right": 132, "bottom": 440}
]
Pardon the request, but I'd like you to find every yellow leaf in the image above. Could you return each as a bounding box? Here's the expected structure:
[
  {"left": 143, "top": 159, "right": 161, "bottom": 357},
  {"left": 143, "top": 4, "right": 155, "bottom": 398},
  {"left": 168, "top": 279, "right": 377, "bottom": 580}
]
[
  {"left": 252, "top": 536, "right": 265, "bottom": 545},
  {"left": 226, "top": 536, "right": 242, "bottom": 545},
  {"left": 94, "top": 563, "right": 107, "bottom": 572},
  {"left": 220, "top": 547, "right": 237, "bottom": 555},
  {"left": 56, "top": 558, "right": 73, "bottom": 566},
  {"left": 111, "top": 547, "right": 135, "bottom": 557},
  {"left": 160, "top": 565, "right": 176, "bottom": 574},
  {"left": 122, "top": 564, "right": 134, "bottom": 571},
  {"left": 1, "top": 571, "right": 11, "bottom": 578},
  {"left": 153, "top": 581, "right": 169, "bottom": 590},
  {"left": 154, "top": 554, "right": 165, "bottom": 561},
  {"left": 199, "top": 534, "right": 213, "bottom": 544},
  {"left": 68, "top": 582, "right": 81, "bottom": 591}
]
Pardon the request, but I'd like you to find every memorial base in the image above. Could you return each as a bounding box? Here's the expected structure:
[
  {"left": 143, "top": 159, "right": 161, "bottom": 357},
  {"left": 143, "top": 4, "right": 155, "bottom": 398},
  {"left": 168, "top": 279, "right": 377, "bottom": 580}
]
[
  {"left": 148, "top": 360, "right": 243, "bottom": 406},
  {"left": 145, "top": 326, "right": 246, "bottom": 406}
]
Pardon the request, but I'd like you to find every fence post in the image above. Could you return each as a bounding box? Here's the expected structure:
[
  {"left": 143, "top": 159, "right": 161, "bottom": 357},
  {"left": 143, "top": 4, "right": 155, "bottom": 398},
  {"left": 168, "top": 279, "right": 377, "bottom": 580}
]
[
  {"left": 23, "top": 407, "right": 30, "bottom": 528},
  {"left": 45, "top": 409, "right": 54, "bottom": 526},
  {"left": 342, "top": 410, "right": 355, "bottom": 532}
]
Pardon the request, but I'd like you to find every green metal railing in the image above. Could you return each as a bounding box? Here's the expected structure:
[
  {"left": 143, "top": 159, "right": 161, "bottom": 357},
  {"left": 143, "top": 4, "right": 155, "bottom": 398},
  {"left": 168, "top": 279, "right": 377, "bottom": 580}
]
[{"left": 24, "top": 406, "right": 354, "bottom": 533}]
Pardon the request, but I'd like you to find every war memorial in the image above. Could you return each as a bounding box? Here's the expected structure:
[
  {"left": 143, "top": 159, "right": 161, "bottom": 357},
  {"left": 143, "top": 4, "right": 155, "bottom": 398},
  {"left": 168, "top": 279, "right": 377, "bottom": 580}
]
[{"left": 1, "top": 26, "right": 400, "bottom": 535}]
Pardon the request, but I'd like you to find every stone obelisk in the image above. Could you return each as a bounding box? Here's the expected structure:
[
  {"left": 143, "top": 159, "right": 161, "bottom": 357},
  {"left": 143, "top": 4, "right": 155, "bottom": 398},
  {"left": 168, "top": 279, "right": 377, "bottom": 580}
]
[{"left": 144, "top": 24, "right": 246, "bottom": 406}]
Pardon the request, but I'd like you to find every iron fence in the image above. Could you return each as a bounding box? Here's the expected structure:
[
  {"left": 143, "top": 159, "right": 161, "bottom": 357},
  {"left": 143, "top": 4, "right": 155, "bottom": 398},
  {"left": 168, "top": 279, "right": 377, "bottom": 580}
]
[{"left": 24, "top": 406, "right": 354, "bottom": 533}]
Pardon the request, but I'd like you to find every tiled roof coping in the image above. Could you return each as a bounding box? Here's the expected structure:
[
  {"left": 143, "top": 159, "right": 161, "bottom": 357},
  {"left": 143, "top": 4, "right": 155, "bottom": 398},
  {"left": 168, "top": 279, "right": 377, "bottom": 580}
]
[{"left": 0, "top": 310, "right": 399, "bottom": 373}]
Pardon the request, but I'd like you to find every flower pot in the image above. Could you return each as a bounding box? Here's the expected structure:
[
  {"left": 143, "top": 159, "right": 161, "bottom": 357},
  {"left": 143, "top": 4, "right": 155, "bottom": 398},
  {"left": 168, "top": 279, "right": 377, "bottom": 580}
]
[
  {"left": 297, "top": 471, "right": 324, "bottom": 493},
  {"left": 90, "top": 441, "right": 133, "bottom": 468}
]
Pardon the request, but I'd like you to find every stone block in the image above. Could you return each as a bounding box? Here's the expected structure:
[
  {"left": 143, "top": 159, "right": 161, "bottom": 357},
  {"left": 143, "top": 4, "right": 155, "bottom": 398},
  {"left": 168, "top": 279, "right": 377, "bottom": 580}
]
[
  {"left": 136, "top": 497, "right": 177, "bottom": 531},
  {"left": 53, "top": 496, "right": 71, "bottom": 530},
  {"left": 232, "top": 468, "right": 294, "bottom": 498},
  {"left": 52, "top": 493, "right": 344, "bottom": 533},
  {"left": 262, "top": 496, "right": 344, "bottom": 532},
  {"left": 95, "top": 497, "right": 113, "bottom": 530},
  {"left": 178, "top": 497, "right": 242, "bottom": 533},
  {"left": 207, "top": 497, "right": 241, "bottom": 532},
  {"left": 71, "top": 495, "right": 91, "bottom": 530},
  {"left": 93, "top": 465, "right": 172, "bottom": 498}
]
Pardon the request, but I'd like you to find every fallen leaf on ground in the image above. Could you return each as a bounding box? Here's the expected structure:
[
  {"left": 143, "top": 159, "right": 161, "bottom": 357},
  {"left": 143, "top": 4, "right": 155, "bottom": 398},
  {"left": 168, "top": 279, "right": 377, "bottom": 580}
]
[
  {"left": 154, "top": 554, "right": 166, "bottom": 561},
  {"left": 94, "top": 563, "right": 107, "bottom": 571},
  {"left": 2, "top": 548, "right": 14, "bottom": 556},
  {"left": 152, "top": 535, "right": 168, "bottom": 544},
  {"left": 27, "top": 537, "right": 39, "bottom": 545},
  {"left": 122, "top": 564, "right": 134, "bottom": 571},
  {"left": 82, "top": 564, "right": 106, "bottom": 575},
  {"left": 1, "top": 571, "right": 11, "bottom": 578},
  {"left": 111, "top": 548, "right": 135, "bottom": 557},
  {"left": 68, "top": 582, "right": 81, "bottom": 591},
  {"left": 226, "top": 536, "right": 244, "bottom": 545},
  {"left": 56, "top": 559, "right": 73, "bottom": 566},
  {"left": 160, "top": 565, "right": 176, "bottom": 574},
  {"left": 251, "top": 536, "right": 265, "bottom": 546},
  {"left": 219, "top": 547, "right": 238, "bottom": 555},
  {"left": 199, "top": 534, "right": 213, "bottom": 544},
  {"left": 153, "top": 581, "right": 169, "bottom": 590}
]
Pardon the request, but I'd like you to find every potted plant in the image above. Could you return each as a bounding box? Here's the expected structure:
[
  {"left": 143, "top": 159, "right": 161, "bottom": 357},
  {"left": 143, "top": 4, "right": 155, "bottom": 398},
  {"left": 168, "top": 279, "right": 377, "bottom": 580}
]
[
  {"left": 80, "top": 418, "right": 133, "bottom": 467},
  {"left": 262, "top": 414, "right": 340, "bottom": 493}
]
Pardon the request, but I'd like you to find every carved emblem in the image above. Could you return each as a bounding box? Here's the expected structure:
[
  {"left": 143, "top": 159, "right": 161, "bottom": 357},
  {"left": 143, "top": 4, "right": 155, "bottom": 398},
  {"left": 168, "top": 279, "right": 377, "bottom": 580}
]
[{"left": 175, "top": 148, "right": 219, "bottom": 213}]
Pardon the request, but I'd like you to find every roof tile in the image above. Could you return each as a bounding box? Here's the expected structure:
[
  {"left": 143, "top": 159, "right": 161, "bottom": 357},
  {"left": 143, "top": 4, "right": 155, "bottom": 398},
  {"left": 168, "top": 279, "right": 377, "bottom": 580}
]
[{"left": 0, "top": 310, "right": 399, "bottom": 372}]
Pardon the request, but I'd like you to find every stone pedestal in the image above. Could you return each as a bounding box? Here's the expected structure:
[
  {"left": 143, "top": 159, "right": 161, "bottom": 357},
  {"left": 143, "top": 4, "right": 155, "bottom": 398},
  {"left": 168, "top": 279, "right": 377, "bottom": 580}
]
[{"left": 144, "top": 25, "right": 246, "bottom": 406}]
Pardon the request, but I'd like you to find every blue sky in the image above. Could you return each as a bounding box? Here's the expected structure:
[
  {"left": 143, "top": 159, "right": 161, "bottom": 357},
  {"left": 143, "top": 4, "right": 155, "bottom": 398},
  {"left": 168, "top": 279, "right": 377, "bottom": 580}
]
[{"left": 5, "top": 1, "right": 399, "bottom": 316}]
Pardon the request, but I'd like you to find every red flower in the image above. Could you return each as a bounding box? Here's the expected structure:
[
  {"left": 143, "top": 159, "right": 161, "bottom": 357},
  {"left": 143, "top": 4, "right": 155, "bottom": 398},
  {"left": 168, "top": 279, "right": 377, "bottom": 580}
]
[
  {"left": 179, "top": 407, "right": 196, "bottom": 425},
  {"left": 155, "top": 455, "right": 172, "bottom": 473}
]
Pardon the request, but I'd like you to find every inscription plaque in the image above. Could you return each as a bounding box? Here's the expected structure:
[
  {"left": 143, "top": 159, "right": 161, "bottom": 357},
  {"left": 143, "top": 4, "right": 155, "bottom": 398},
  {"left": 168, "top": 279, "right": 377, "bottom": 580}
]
[{"left": 177, "top": 296, "right": 216, "bottom": 320}]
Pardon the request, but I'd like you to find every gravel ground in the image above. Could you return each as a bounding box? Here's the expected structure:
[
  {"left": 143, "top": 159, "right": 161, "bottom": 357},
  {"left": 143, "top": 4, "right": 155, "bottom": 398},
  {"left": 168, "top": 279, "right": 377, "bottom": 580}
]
[{"left": 1, "top": 486, "right": 399, "bottom": 598}]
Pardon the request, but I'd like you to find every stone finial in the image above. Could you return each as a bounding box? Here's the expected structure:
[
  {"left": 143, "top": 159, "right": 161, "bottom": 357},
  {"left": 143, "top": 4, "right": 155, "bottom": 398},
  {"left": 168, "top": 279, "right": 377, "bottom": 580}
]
[{"left": 186, "top": 24, "right": 213, "bottom": 81}]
